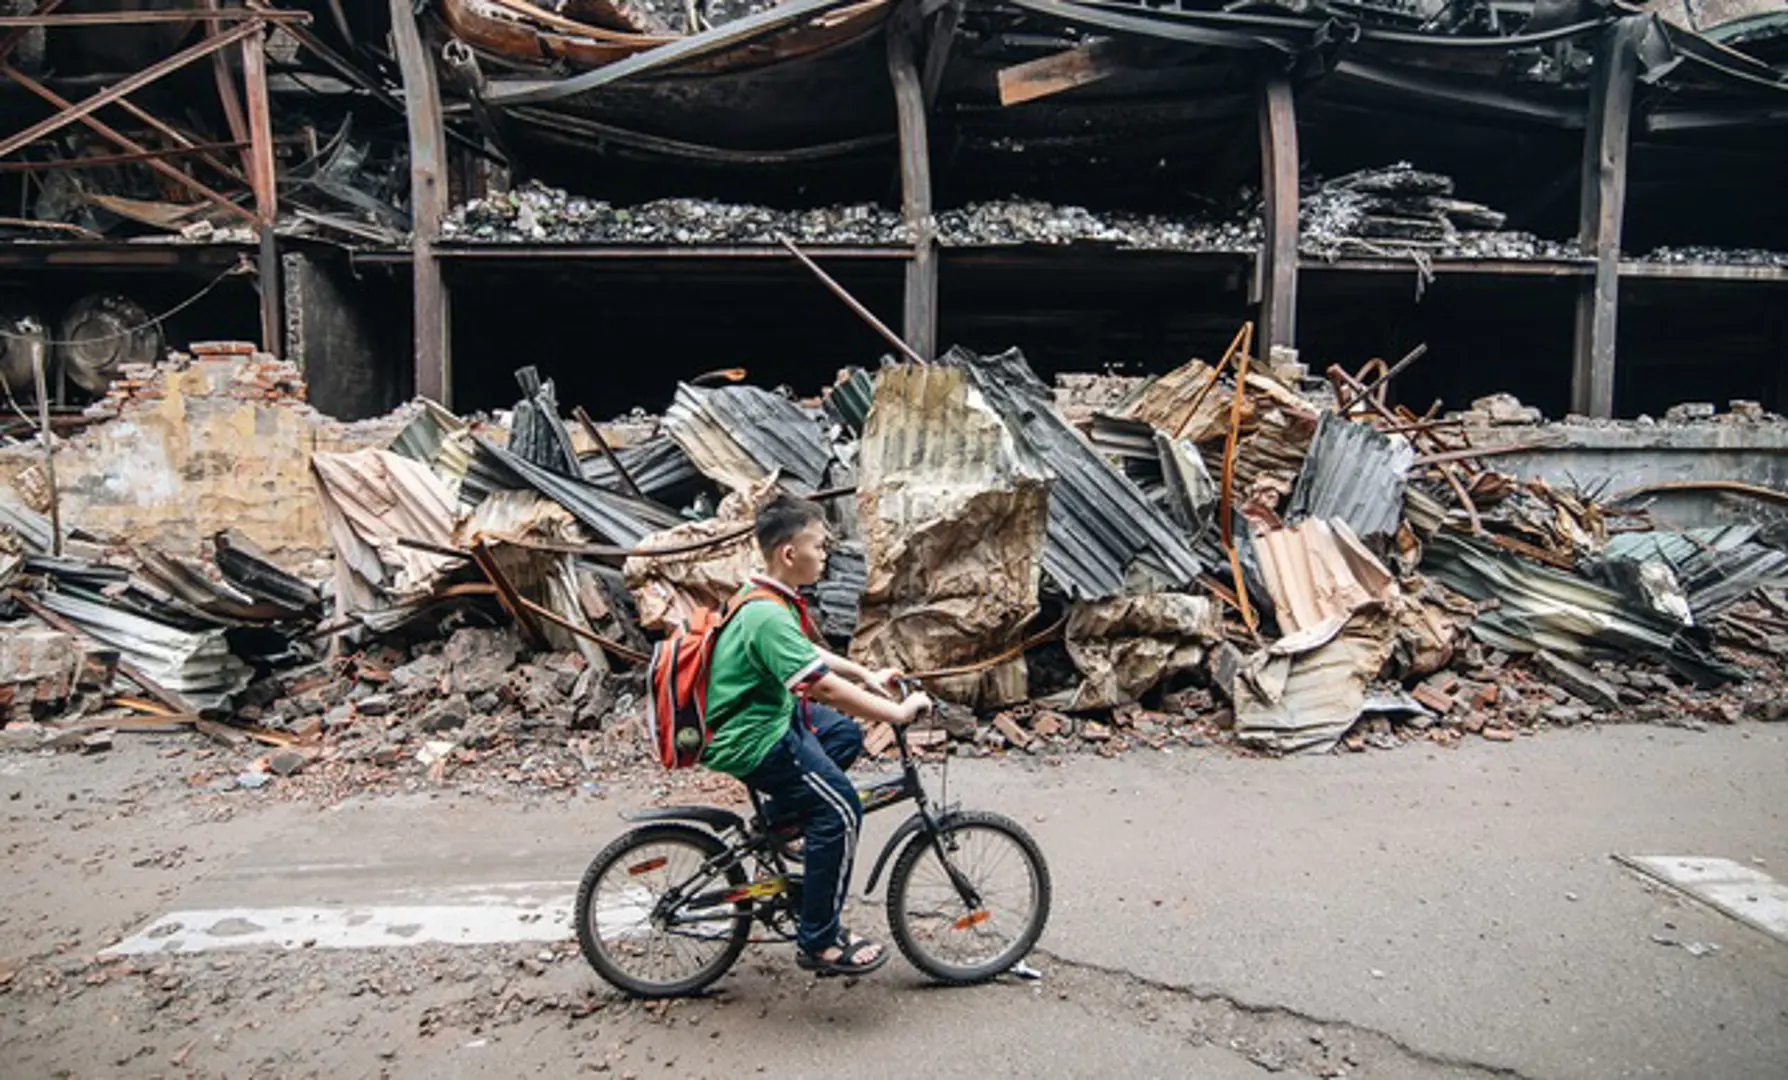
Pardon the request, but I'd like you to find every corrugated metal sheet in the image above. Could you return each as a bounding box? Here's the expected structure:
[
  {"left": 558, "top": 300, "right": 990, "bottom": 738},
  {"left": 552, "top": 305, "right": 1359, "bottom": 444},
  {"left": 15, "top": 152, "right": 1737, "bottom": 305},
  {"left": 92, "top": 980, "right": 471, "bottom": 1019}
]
[
  {"left": 1287, "top": 411, "right": 1414, "bottom": 544},
  {"left": 213, "top": 530, "right": 323, "bottom": 614},
  {"left": 1424, "top": 534, "right": 1739, "bottom": 684},
  {"left": 509, "top": 367, "right": 580, "bottom": 477},
  {"left": 852, "top": 362, "right": 1050, "bottom": 707},
  {"left": 312, "top": 448, "right": 461, "bottom": 618},
  {"left": 388, "top": 399, "right": 475, "bottom": 491},
  {"left": 823, "top": 367, "right": 876, "bottom": 434},
  {"left": 1234, "top": 613, "right": 1397, "bottom": 755},
  {"left": 1254, "top": 518, "right": 1398, "bottom": 636},
  {"left": 945, "top": 346, "right": 1202, "bottom": 599},
  {"left": 472, "top": 437, "right": 684, "bottom": 547},
  {"left": 664, "top": 383, "right": 832, "bottom": 495},
  {"left": 810, "top": 539, "right": 864, "bottom": 642},
  {"left": 0, "top": 494, "right": 54, "bottom": 554},
  {"left": 1156, "top": 431, "right": 1217, "bottom": 538},
  {"left": 580, "top": 434, "right": 701, "bottom": 498},
  {"left": 133, "top": 547, "right": 296, "bottom": 626},
  {"left": 36, "top": 588, "right": 252, "bottom": 709},
  {"left": 1600, "top": 526, "right": 1788, "bottom": 621},
  {"left": 1088, "top": 413, "right": 1160, "bottom": 474}
]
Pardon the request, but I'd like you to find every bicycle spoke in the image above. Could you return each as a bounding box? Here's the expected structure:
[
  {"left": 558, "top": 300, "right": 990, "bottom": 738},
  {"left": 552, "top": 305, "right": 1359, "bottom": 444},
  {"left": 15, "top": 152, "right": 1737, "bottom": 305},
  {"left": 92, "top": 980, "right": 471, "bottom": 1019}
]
[
  {"left": 896, "top": 822, "right": 1041, "bottom": 971},
  {"left": 586, "top": 835, "right": 745, "bottom": 991}
]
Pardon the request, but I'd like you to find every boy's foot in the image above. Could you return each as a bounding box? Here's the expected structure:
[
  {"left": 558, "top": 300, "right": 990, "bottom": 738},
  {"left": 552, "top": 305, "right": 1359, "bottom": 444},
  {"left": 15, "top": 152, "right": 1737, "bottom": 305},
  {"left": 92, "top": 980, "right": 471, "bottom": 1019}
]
[{"left": 797, "top": 932, "right": 887, "bottom": 977}]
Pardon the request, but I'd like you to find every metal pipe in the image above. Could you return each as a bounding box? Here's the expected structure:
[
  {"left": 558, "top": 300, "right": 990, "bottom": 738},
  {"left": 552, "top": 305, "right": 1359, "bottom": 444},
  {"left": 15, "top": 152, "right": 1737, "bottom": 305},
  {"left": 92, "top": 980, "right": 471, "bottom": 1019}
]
[
  {"left": 776, "top": 235, "right": 926, "bottom": 365},
  {"left": 31, "top": 350, "right": 58, "bottom": 556}
]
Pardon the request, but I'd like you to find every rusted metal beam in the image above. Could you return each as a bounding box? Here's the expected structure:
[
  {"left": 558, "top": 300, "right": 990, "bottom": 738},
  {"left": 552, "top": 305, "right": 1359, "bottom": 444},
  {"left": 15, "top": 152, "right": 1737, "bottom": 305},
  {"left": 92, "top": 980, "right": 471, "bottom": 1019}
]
[
  {"left": 241, "top": 18, "right": 275, "bottom": 221},
  {"left": 204, "top": 0, "right": 251, "bottom": 151},
  {"left": 0, "top": 19, "right": 264, "bottom": 160},
  {"left": 572, "top": 405, "right": 647, "bottom": 502},
  {"left": 0, "top": 0, "right": 61, "bottom": 64},
  {"left": 0, "top": 8, "right": 307, "bottom": 25},
  {"left": 4, "top": 12, "right": 247, "bottom": 189},
  {"left": 0, "top": 64, "right": 257, "bottom": 225},
  {"left": 389, "top": 0, "right": 451, "bottom": 405},
  {"left": 469, "top": 541, "right": 550, "bottom": 650},
  {"left": 241, "top": 19, "right": 280, "bottom": 356},
  {"left": 888, "top": 0, "right": 936, "bottom": 362},
  {"left": 1570, "top": 18, "right": 1642, "bottom": 420},
  {"left": 0, "top": 140, "right": 245, "bottom": 171},
  {"left": 776, "top": 235, "right": 925, "bottom": 365},
  {"left": 1336, "top": 343, "right": 1427, "bottom": 414},
  {"left": 1256, "top": 74, "right": 1299, "bottom": 355}
]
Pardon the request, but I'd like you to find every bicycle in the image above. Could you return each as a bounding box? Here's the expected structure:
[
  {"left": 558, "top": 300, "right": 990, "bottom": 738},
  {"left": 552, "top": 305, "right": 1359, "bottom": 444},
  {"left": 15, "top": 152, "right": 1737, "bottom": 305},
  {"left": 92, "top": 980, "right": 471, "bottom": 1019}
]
[{"left": 574, "top": 681, "right": 1052, "bottom": 996}]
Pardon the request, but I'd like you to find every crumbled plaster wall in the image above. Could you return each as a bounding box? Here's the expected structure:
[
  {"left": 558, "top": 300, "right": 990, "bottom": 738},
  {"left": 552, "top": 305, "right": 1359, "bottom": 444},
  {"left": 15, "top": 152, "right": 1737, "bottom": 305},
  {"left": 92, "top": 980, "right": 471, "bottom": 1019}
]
[{"left": 0, "top": 356, "right": 409, "bottom": 562}]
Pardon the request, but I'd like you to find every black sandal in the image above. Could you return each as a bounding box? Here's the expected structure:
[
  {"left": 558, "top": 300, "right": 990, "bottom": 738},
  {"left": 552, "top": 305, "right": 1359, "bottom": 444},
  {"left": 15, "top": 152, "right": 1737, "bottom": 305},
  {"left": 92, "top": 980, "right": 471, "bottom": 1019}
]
[{"left": 797, "top": 932, "right": 889, "bottom": 977}]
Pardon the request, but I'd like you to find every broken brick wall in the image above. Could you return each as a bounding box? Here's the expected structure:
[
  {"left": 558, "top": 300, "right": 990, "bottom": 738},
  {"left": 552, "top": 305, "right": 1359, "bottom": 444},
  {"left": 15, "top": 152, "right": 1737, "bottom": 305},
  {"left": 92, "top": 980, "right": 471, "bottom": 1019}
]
[{"left": 0, "top": 353, "right": 408, "bottom": 564}]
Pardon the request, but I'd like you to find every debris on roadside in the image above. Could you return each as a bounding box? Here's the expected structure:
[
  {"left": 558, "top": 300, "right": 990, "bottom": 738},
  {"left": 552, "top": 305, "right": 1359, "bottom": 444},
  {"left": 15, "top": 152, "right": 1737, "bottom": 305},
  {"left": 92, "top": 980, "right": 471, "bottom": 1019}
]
[{"left": 5, "top": 322, "right": 1788, "bottom": 797}]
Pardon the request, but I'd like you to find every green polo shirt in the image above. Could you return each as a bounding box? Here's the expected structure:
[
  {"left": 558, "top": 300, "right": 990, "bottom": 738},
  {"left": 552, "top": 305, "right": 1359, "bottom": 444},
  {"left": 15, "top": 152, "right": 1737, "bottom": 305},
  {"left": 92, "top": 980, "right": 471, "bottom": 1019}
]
[{"left": 700, "top": 591, "right": 828, "bottom": 778}]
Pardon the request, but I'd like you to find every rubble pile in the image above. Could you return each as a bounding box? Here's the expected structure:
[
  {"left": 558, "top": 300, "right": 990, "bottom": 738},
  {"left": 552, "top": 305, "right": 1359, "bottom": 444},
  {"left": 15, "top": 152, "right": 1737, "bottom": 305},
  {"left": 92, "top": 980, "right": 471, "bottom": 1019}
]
[
  {"left": 934, "top": 199, "right": 1261, "bottom": 252},
  {"left": 1640, "top": 246, "right": 1788, "bottom": 269},
  {"left": 4, "top": 328, "right": 1788, "bottom": 797},
  {"left": 443, "top": 184, "right": 908, "bottom": 245},
  {"left": 1300, "top": 163, "right": 1583, "bottom": 262}
]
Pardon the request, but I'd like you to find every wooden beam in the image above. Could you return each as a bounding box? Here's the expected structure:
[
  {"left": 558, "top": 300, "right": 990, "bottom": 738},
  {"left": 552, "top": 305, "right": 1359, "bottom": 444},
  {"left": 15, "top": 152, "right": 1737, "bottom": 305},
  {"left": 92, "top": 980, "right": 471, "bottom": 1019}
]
[
  {"left": 1256, "top": 75, "right": 1298, "bottom": 355},
  {"left": 389, "top": 0, "right": 451, "bottom": 405},
  {"left": 997, "top": 39, "right": 1122, "bottom": 107},
  {"left": 1570, "top": 18, "right": 1642, "bottom": 420},
  {"left": 888, "top": 1, "right": 936, "bottom": 362},
  {"left": 921, "top": 0, "right": 964, "bottom": 107},
  {"left": 242, "top": 22, "right": 280, "bottom": 356}
]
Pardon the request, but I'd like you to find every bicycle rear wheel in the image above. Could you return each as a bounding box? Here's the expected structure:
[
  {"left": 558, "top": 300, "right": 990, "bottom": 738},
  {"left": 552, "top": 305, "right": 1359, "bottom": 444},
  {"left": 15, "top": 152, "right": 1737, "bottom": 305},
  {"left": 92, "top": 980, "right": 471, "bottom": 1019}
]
[
  {"left": 885, "top": 810, "right": 1051, "bottom": 985},
  {"left": 575, "top": 823, "right": 750, "bottom": 997}
]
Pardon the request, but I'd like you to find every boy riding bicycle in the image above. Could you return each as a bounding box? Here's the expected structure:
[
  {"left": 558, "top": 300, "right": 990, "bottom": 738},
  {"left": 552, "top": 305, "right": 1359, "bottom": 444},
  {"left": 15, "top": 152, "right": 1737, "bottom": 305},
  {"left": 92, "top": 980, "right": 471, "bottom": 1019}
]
[{"left": 700, "top": 492, "right": 933, "bottom": 977}]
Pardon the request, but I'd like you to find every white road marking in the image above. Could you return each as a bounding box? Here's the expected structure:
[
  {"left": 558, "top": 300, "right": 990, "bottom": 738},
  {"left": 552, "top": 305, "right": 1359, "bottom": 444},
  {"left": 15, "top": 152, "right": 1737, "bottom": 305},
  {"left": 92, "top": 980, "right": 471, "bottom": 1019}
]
[
  {"left": 1618, "top": 855, "right": 1788, "bottom": 945},
  {"left": 101, "top": 882, "right": 582, "bottom": 957}
]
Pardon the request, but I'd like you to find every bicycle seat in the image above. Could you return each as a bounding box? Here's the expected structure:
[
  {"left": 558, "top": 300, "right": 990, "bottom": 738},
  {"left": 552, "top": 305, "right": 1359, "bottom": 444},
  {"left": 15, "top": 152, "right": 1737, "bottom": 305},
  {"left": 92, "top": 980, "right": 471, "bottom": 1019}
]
[{"left": 620, "top": 805, "right": 746, "bottom": 832}]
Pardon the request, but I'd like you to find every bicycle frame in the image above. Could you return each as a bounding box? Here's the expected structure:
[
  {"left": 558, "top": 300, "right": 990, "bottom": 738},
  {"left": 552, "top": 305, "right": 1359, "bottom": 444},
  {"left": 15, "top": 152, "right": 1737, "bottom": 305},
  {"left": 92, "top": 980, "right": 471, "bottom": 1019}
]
[{"left": 632, "top": 720, "right": 984, "bottom": 938}]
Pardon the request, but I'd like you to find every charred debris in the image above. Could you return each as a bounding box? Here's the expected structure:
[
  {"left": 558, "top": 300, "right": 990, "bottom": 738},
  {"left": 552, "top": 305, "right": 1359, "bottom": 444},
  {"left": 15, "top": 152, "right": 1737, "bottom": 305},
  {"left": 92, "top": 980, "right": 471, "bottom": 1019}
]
[{"left": 3, "top": 333, "right": 1788, "bottom": 797}]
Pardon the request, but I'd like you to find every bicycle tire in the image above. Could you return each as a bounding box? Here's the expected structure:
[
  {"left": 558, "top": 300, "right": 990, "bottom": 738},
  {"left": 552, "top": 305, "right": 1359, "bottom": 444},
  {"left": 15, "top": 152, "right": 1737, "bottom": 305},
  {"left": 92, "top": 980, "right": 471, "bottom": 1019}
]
[
  {"left": 885, "top": 809, "right": 1051, "bottom": 985},
  {"left": 575, "top": 823, "right": 751, "bottom": 997}
]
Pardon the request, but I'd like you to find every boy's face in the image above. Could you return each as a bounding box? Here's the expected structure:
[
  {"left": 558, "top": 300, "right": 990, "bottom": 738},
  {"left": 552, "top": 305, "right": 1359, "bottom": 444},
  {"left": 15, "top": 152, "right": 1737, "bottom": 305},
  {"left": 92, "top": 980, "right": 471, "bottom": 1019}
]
[{"left": 772, "top": 521, "right": 828, "bottom": 587}]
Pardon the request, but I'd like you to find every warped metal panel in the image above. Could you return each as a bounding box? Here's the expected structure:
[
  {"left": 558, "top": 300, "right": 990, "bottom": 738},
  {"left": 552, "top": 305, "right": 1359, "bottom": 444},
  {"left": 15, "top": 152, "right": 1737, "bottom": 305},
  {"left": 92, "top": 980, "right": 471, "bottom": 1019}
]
[
  {"left": 663, "top": 383, "right": 832, "bottom": 495},
  {"left": 472, "top": 437, "right": 684, "bottom": 547},
  {"left": 580, "top": 434, "right": 701, "bottom": 497},
  {"left": 1600, "top": 526, "right": 1788, "bottom": 621},
  {"left": 945, "top": 346, "right": 1202, "bottom": 599},
  {"left": 37, "top": 589, "right": 252, "bottom": 709},
  {"left": 1287, "top": 411, "right": 1414, "bottom": 544},
  {"left": 1424, "top": 534, "right": 1738, "bottom": 684}
]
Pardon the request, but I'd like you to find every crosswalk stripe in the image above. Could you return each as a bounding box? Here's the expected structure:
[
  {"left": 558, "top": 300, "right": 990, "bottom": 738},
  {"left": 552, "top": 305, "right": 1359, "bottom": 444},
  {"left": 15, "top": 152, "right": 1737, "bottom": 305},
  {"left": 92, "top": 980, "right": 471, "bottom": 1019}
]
[
  {"left": 101, "top": 887, "right": 579, "bottom": 956},
  {"left": 1618, "top": 855, "right": 1788, "bottom": 945}
]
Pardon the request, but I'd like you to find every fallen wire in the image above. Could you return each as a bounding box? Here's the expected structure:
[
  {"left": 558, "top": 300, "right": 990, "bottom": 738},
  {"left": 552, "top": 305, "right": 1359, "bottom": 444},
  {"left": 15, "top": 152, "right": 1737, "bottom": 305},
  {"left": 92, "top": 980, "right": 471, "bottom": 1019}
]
[
  {"left": 1607, "top": 480, "right": 1788, "bottom": 507},
  {"left": 905, "top": 616, "right": 1068, "bottom": 681},
  {"left": 0, "top": 258, "right": 251, "bottom": 345}
]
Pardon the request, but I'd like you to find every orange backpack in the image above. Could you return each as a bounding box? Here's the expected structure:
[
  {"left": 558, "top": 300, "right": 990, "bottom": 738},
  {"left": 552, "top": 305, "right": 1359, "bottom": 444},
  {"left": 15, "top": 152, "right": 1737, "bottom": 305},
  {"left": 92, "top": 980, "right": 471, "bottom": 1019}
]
[{"left": 645, "top": 587, "right": 782, "bottom": 770}]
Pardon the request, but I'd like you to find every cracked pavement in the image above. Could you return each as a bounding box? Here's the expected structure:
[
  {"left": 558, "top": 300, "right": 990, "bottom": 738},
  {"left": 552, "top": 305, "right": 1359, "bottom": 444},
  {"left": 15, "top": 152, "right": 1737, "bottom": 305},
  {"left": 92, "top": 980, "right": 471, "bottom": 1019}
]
[{"left": 3, "top": 723, "right": 1786, "bottom": 1078}]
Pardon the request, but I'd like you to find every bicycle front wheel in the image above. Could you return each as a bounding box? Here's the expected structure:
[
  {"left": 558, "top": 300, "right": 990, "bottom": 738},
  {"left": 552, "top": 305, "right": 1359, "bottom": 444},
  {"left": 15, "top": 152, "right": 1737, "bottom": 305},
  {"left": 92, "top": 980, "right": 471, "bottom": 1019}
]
[
  {"left": 885, "top": 810, "right": 1051, "bottom": 984},
  {"left": 575, "top": 823, "right": 750, "bottom": 997}
]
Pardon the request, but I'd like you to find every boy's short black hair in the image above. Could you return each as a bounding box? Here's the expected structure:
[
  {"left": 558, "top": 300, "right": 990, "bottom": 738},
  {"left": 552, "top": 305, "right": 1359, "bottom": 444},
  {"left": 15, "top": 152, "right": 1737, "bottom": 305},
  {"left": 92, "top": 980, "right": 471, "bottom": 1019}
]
[{"left": 755, "top": 492, "right": 826, "bottom": 557}]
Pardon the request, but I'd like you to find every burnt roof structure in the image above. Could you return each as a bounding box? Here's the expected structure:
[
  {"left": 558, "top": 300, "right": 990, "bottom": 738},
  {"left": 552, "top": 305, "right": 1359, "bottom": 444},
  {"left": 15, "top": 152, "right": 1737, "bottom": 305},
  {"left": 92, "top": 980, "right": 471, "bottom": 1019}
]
[{"left": 0, "top": 1, "right": 1783, "bottom": 422}]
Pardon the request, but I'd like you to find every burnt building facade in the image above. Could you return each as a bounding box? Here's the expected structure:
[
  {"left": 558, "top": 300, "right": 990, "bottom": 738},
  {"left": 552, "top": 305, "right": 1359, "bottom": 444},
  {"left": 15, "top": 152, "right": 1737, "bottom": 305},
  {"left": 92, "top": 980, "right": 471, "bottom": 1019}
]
[{"left": 1, "top": 0, "right": 1784, "bottom": 422}]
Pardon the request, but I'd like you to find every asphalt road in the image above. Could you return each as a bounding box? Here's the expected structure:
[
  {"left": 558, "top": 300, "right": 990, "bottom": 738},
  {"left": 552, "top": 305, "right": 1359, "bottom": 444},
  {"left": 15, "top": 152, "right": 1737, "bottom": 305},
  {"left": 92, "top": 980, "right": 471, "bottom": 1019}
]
[{"left": 4, "top": 722, "right": 1786, "bottom": 1078}]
